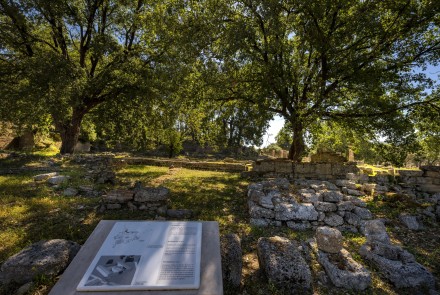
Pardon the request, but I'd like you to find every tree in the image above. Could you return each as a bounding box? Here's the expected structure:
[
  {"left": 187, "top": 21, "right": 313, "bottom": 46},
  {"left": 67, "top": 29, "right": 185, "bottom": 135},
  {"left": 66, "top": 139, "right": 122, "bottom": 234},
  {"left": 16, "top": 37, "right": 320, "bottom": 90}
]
[
  {"left": 0, "top": 0, "right": 193, "bottom": 153},
  {"left": 205, "top": 0, "right": 440, "bottom": 161}
]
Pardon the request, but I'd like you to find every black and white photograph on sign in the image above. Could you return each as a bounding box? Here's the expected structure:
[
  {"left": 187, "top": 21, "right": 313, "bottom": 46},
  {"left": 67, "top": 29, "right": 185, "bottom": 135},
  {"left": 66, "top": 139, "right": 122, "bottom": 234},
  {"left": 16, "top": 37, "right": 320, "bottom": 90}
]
[{"left": 85, "top": 255, "right": 141, "bottom": 287}]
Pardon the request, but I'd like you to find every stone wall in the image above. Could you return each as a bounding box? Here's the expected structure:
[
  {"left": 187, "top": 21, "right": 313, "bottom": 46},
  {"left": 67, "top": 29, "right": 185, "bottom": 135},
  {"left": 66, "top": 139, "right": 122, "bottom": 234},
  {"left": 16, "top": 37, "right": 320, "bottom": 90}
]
[
  {"left": 251, "top": 159, "right": 359, "bottom": 180},
  {"left": 397, "top": 166, "right": 440, "bottom": 194},
  {"left": 122, "top": 157, "right": 247, "bottom": 172},
  {"left": 248, "top": 178, "right": 372, "bottom": 233}
]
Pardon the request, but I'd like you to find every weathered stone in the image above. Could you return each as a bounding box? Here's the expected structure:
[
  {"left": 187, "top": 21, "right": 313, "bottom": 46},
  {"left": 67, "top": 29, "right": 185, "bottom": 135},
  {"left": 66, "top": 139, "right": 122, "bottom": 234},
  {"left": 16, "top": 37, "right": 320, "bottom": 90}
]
[
  {"left": 353, "top": 207, "right": 372, "bottom": 220},
  {"left": 399, "top": 214, "right": 423, "bottom": 231},
  {"left": 339, "top": 180, "right": 358, "bottom": 190},
  {"left": 220, "top": 234, "right": 242, "bottom": 288},
  {"left": 367, "top": 241, "right": 415, "bottom": 263},
  {"left": 273, "top": 178, "right": 291, "bottom": 190},
  {"left": 343, "top": 188, "right": 364, "bottom": 197},
  {"left": 359, "top": 243, "right": 435, "bottom": 289},
  {"left": 321, "top": 181, "right": 339, "bottom": 191},
  {"left": 259, "top": 190, "right": 278, "bottom": 209},
  {"left": 337, "top": 225, "right": 358, "bottom": 233},
  {"left": 323, "top": 213, "right": 344, "bottom": 227},
  {"left": 322, "top": 191, "right": 344, "bottom": 203},
  {"left": 103, "top": 189, "right": 134, "bottom": 203},
  {"left": 314, "top": 201, "right": 337, "bottom": 212},
  {"left": 62, "top": 187, "right": 78, "bottom": 197},
  {"left": 362, "top": 183, "right": 376, "bottom": 193},
  {"left": 286, "top": 221, "right": 311, "bottom": 231},
  {"left": 15, "top": 282, "right": 34, "bottom": 295},
  {"left": 250, "top": 218, "right": 269, "bottom": 227},
  {"left": 347, "top": 196, "right": 367, "bottom": 208},
  {"left": 106, "top": 203, "right": 121, "bottom": 210},
  {"left": 34, "top": 172, "right": 58, "bottom": 181},
  {"left": 300, "top": 192, "right": 321, "bottom": 203},
  {"left": 275, "top": 203, "right": 318, "bottom": 221},
  {"left": 344, "top": 212, "right": 363, "bottom": 227},
  {"left": 315, "top": 226, "right": 343, "bottom": 253},
  {"left": 47, "top": 175, "right": 69, "bottom": 185},
  {"left": 127, "top": 202, "right": 137, "bottom": 210},
  {"left": 338, "top": 201, "right": 355, "bottom": 211},
  {"left": 317, "top": 249, "right": 371, "bottom": 290},
  {"left": 134, "top": 186, "right": 170, "bottom": 202},
  {"left": 249, "top": 203, "right": 275, "bottom": 219},
  {"left": 0, "top": 239, "right": 80, "bottom": 285},
  {"left": 248, "top": 183, "right": 263, "bottom": 192},
  {"left": 95, "top": 170, "right": 116, "bottom": 185},
  {"left": 364, "top": 219, "right": 390, "bottom": 243},
  {"left": 257, "top": 236, "right": 311, "bottom": 292}
]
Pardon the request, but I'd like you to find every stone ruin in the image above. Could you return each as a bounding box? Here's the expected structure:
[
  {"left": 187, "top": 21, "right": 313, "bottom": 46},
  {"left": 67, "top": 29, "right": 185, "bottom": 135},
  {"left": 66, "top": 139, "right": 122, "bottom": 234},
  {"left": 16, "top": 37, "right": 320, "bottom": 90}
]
[
  {"left": 310, "top": 148, "right": 349, "bottom": 163},
  {"left": 248, "top": 178, "right": 372, "bottom": 233},
  {"left": 248, "top": 178, "right": 438, "bottom": 292},
  {"left": 100, "top": 184, "right": 169, "bottom": 214}
]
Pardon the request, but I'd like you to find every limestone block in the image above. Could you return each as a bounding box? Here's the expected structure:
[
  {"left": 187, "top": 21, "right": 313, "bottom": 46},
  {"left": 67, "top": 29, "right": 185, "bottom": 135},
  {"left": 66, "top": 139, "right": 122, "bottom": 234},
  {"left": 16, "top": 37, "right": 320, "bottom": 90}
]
[
  {"left": 257, "top": 236, "right": 311, "bottom": 292},
  {"left": 300, "top": 192, "right": 321, "bottom": 203},
  {"left": 322, "top": 191, "right": 344, "bottom": 203},
  {"left": 274, "top": 202, "right": 318, "bottom": 221},
  {"left": 399, "top": 214, "right": 423, "bottom": 231},
  {"left": 249, "top": 203, "right": 275, "bottom": 219},
  {"left": 316, "top": 163, "right": 332, "bottom": 176},
  {"left": 286, "top": 221, "right": 311, "bottom": 231},
  {"left": 317, "top": 249, "right": 371, "bottom": 290},
  {"left": 0, "top": 239, "right": 80, "bottom": 285},
  {"left": 47, "top": 175, "right": 69, "bottom": 185},
  {"left": 220, "top": 234, "right": 242, "bottom": 289},
  {"left": 353, "top": 207, "right": 373, "bottom": 220},
  {"left": 417, "top": 184, "right": 440, "bottom": 193},
  {"left": 359, "top": 243, "right": 435, "bottom": 289},
  {"left": 63, "top": 187, "right": 78, "bottom": 197},
  {"left": 34, "top": 172, "right": 58, "bottom": 181},
  {"left": 323, "top": 213, "right": 344, "bottom": 227},
  {"left": 344, "top": 212, "right": 363, "bottom": 227},
  {"left": 315, "top": 226, "right": 343, "bottom": 253},
  {"left": 274, "top": 161, "right": 293, "bottom": 173},
  {"left": 338, "top": 201, "right": 355, "bottom": 211},
  {"left": 250, "top": 218, "right": 269, "bottom": 227},
  {"left": 314, "top": 201, "right": 337, "bottom": 212},
  {"left": 103, "top": 189, "right": 134, "bottom": 203},
  {"left": 134, "top": 186, "right": 169, "bottom": 202},
  {"left": 363, "top": 220, "right": 390, "bottom": 244}
]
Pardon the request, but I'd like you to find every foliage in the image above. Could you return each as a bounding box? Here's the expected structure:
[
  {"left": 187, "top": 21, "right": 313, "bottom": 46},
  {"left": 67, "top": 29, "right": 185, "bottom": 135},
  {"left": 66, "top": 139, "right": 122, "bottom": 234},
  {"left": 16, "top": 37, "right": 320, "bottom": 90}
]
[{"left": 202, "top": 0, "right": 440, "bottom": 161}]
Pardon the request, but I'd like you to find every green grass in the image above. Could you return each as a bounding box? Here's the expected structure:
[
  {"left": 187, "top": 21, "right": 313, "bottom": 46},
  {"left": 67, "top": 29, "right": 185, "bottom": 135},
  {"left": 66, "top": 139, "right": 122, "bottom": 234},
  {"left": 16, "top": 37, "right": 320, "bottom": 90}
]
[{"left": 1, "top": 160, "right": 439, "bottom": 295}]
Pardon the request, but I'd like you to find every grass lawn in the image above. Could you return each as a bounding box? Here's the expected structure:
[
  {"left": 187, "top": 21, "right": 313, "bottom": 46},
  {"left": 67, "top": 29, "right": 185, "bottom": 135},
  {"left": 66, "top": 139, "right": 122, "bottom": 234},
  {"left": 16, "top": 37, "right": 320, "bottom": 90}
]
[{"left": 0, "top": 157, "right": 439, "bottom": 294}]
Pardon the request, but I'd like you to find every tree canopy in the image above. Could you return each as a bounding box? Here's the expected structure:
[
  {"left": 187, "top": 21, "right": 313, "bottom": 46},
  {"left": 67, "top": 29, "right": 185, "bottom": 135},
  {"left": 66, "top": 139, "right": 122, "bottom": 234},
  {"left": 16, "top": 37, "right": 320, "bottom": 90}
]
[{"left": 1, "top": 0, "right": 439, "bottom": 160}]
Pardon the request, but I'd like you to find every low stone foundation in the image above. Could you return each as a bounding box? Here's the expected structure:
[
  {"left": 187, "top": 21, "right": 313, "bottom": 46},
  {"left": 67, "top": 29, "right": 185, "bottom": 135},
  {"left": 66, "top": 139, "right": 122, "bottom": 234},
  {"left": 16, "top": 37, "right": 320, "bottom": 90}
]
[{"left": 248, "top": 178, "right": 372, "bottom": 232}]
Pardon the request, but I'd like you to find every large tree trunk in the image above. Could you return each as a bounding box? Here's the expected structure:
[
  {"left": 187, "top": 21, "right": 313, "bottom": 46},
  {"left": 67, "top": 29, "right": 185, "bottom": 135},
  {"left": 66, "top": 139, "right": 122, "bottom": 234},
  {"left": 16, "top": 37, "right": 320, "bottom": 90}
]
[
  {"left": 58, "top": 109, "right": 85, "bottom": 154},
  {"left": 288, "top": 121, "right": 305, "bottom": 162}
]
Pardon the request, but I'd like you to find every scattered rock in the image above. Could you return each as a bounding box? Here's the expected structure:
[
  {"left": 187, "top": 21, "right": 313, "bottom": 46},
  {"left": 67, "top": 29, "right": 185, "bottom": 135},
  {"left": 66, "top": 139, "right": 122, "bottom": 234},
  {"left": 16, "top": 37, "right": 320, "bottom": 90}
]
[
  {"left": 103, "top": 189, "right": 134, "bottom": 203},
  {"left": 0, "top": 239, "right": 80, "bottom": 285},
  {"left": 34, "top": 172, "right": 58, "bottom": 181},
  {"left": 317, "top": 249, "right": 371, "bottom": 290},
  {"left": 47, "top": 175, "right": 69, "bottom": 185},
  {"left": 360, "top": 242, "right": 435, "bottom": 289},
  {"left": 220, "top": 234, "right": 242, "bottom": 288},
  {"left": 353, "top": 207, "right": 373, "bottom": 220},
  {"left": 362, "top": 219, "right": 390, "bottom": 244},
  {"left": 323, "top": 213, "right": 344, "bottom": 227},
  {"left": 257, "top": 236, "right": 311, "bottom": 293},
  {"left": 62, "top": 187, "right": 78, "bottom": 197},
  {"left": 399, "top": 214, "right": 423, "bottom": 231},
  {"left": 315, "top": 226, "right": 343, "bottom": 254}
]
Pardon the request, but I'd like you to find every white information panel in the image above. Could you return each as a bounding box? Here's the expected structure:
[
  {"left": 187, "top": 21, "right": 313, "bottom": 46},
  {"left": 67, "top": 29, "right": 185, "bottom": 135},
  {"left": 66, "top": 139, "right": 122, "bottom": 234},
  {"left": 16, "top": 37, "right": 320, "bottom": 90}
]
[{"left": 77, "top": 221, "right": 202, "bottom": 291}]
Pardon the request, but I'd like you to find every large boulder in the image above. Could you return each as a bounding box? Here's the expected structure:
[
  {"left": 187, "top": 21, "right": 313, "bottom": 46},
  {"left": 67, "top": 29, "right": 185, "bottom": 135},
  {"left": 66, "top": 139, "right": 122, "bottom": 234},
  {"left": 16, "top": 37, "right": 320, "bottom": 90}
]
[
  {"left": 257, "top": 236, "right": 311, "bottom": 293},
  {"left": 0, "top": 239, "right": 80, "bottom": 285},
  {"left": 317, "top": 249, "right": 371, "bottom": 291},
  {"left": 220, "top": 233, "right": 242, "bottom": 288},
  {"left": 315, "top": 226, "right": 343, "bottom": 254}
]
